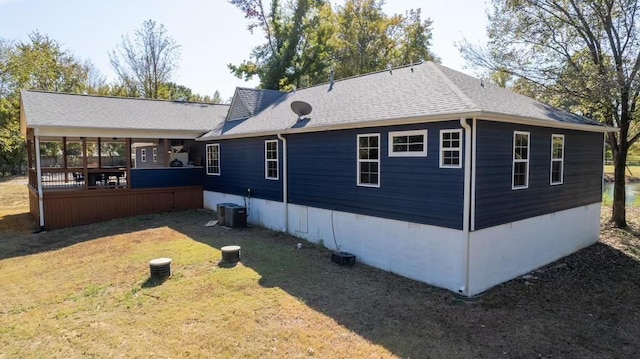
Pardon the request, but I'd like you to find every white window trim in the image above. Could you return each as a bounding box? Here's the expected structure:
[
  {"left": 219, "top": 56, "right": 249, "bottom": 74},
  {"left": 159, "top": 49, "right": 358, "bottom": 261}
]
[
  {"left": 265, "top": 140, "right": 279, "bottom": 180},
  {"left": 152, "top": 148, "right": 158, "bottom": 163},
  {"left": 388, "top": 129, "right": 428, "bottom": 157},
  {"left": 439, "top": 129, "right": 463, "bottom": 168},
  {"left": 357, "top": 133, "right": 381, "bottom": 188},
  {"left": 206, "top": 143, "right": 220, "bottom": 176},
  {"left": 550, "top": 134, "right": 564, "bottom": 185},
  {"left": 141, "top": 148, "right": 147, "bottom": 163},
  {"left": 512, "top": 131, "right": 530, "bottom": 190}
]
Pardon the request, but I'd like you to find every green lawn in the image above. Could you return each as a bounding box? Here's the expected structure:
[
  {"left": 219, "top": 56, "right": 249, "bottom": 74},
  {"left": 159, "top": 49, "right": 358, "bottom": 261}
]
[
  {"left": 604, "top": 164, "right": 640, "bottom": 176},
  {"left": 1, "top": 178, "right": 640, "bottom": 358}
]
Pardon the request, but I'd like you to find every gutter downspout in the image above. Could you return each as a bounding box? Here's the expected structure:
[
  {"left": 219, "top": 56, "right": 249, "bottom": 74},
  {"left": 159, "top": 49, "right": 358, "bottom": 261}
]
[
  {"left": 34, "top": 131, "right": 45, "bottom": 229},
  {"left": 277, "top": 133, "right": 288, "bottom": 233},
  {"left": 459, "top": 118, "right": 472, "bottom": 296}
]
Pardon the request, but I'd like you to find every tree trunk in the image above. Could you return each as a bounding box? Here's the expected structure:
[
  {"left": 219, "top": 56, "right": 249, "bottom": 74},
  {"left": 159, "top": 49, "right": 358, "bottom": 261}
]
[{"left": 611, "top": 149, "right": 628, "bottom": 228}]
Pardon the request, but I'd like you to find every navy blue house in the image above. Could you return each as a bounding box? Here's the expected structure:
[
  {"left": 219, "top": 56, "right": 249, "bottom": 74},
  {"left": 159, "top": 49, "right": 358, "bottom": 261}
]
[{"left": 199, "top": 62, "right": 611, "bottom": 296}]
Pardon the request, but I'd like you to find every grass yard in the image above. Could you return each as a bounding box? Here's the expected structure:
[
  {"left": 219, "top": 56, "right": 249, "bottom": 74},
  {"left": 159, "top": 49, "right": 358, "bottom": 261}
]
[
  {"left": 604, "top": 164, "right": 640, "bottom": 176},
  {"left": 1, "top": 177, "right": 639, "bottom": 358}
]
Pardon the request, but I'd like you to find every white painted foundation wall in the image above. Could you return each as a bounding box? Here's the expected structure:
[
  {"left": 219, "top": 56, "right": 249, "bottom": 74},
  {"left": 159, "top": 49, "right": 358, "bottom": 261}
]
[
  {"left": 203, "top": 191, "right": 286, "bottom": 231},
  {"left": 204, "top": 191, "right": 601, "bottom": 296},
  {"left": 467, "top": 203, "right": 601, "bottom": 295},
  {"left": 203, "top": 190, "right": 467, "bottom": 293}
]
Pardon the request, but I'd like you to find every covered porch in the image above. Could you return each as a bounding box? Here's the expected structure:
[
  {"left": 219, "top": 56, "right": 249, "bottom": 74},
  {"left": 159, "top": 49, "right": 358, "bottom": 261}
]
[
  {"left": 20, "top": 90, "right": 228, "bottom": 230},
  {"left": 25, "top": 132, "right": 205, "bottom": 230}
]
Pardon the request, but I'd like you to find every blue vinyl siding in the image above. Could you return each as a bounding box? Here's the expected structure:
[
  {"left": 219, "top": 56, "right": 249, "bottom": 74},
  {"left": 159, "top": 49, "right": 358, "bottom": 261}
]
[
  {"left": 203, "top": 136, "right": 283, "bottom": 202},
  {"left": 287, "top": 121, "right": 465, "bottom": 229},
  {"left": 130, "top": 167, "right": 203, "bottom": 189},
  {"left": 474, "top": 120, "right": 603, "bottom": 229}
]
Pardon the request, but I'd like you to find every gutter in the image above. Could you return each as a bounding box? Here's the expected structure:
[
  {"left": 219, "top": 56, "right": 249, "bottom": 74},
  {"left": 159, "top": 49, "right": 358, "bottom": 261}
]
[
  {"left": 459, "top": 118, "right": 472, "bottom": 296},
  {"left": 277, "top": 133, "right": 288, "bottom": 233}
]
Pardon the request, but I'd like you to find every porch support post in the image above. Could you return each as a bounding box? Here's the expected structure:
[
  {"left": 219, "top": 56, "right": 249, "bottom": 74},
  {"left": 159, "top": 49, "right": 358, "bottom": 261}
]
[
  {"left": 97, "top": 138, "right": 102, "bottom": 168},
  {"left": 163, "top": 139, "right": 170, "bottom": 167},
  {"left": 82, "top": 137, "right": 88, "bottom": 189},
  {"left": 34, "top": 131, "right": 45, "bottom": 229},
  {"left": 63, "top": 137, "right": 68, "bottom": 183},
  {"left": 126, "top": 138, "right": 131, "bottom": 188}
]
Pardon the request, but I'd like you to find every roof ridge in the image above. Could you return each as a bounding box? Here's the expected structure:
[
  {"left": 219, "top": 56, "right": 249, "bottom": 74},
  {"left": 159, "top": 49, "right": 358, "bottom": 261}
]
[
  {"left": 427, "top": 62, "right": 479, "bottom": 111},
  {"left": 21, "top": 89, "right": 230, "bottom": 106},
  {"left": 290, "top": 61, "right": 428, "bottom": 93},
  {"left": 235, "top": 87, "right": 286, "bottom": 93}
]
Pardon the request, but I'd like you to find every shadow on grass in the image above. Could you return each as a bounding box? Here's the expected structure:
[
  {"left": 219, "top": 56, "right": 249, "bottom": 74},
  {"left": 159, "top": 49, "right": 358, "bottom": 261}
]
[
  {"left": 217, "top": 260, "right": 239, "bottom": 268},
  {"left": 3, "top": 208, "right": 640, "bottom": 357},
  {"left": 141, "top": 276, "right": 169, "bottom": 288},
  {"left": 0, "top": 212, "right": 39, "bottom": 234},
  {"left": 171, "top": 212, "right": 640, "bottom": 358},
  {"left": 0, "top": 212, "right": 191, "bottom": 260}
]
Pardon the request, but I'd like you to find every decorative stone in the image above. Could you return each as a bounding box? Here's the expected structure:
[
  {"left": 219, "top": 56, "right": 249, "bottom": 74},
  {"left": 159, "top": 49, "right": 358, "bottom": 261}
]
[
  {"left": 149, "top": 257, "right": 172, "bottom": 279},
  {"left": 221, "top": 245, "right": 241, "bottom": 262}
]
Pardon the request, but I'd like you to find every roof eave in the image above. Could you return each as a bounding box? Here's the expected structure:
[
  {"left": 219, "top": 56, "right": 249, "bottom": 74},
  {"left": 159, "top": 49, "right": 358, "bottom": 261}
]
[
  {"left": 31, "top": 125, "right": 208, "bottom": 139},
  {"left": 197, "top": 109, "right": 616, "bottom": 141},
  {"left": 475, "top": 110, "right": 617, "bottom": 133}
]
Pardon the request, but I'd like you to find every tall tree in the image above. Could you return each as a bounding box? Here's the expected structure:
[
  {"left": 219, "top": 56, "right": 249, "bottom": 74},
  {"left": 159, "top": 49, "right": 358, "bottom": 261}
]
[
  {"left": 333, "top": 0, "right": 402, "bottom": 78},
  {"left": 459, "top": 0, "right": 640, "bottom": 228},
  {"left": 229, "top": 0, "right": 326, "bottom": 90},
  {"left": 109, "top": 19, "right": 181, "bottom": 99},
  {"left": 229, "top": 0, "right": 438, "bottom": 90},
  {"left": 0, "top": 33, "right": 91, "bottom": 176}
]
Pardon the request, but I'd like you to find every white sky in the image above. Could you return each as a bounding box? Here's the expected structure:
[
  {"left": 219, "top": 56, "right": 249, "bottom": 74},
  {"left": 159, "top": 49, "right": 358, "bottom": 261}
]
[{"left": 0, "top": 0, "right": 489, "bottom": 101}]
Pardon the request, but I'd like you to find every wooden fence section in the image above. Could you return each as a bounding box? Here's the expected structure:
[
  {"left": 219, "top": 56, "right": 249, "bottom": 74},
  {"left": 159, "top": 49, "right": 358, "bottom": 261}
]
[{"left": 41, "top": 186, "right": 203, "bottom": 230}]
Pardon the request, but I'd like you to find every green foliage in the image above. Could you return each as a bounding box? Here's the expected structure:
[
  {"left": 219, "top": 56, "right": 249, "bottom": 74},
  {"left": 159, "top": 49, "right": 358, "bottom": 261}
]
[
  {"left": 459, "top": 0, "right": 640, "bottom": 227},
  {"left": 229, "top": 0, "right": 438, "bottom": 90},
  {"left": 0, "top": 32, "right": 94, "bottom": 176}
]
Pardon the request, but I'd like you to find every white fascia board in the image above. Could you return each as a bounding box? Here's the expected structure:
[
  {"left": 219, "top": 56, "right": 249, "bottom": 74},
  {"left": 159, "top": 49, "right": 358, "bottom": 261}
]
[
  {"left": 34, "top": 126, "right": 204, "bottom": 140},
  {"left": 475, "top": 112, "right": 617, "bottom": 133},
  {"left": 197, "top": 110, "right": 614, "bottom": 142}
]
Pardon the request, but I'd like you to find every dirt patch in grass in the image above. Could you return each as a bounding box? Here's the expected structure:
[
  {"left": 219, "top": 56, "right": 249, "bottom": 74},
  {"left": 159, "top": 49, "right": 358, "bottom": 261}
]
[{"left": 1, "top": 179, "right": 639, "bottom": 358}]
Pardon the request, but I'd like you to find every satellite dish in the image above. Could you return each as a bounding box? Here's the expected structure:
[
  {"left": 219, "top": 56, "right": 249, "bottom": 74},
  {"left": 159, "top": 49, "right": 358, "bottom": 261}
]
[{"left": 290, "top": 101, "right": 312, "bottom": 119}]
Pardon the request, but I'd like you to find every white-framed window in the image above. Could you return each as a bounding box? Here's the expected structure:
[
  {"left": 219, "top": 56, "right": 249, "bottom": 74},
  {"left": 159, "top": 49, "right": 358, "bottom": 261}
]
[
  {"left": 265, "top": 140, "right": 278, "bottom": 180},
  {"left": 357, "top": 133, "right": 380, "bottom": 187},
  {"left": 512, "top": 131, "right": 530, "bottom": 189},
  {"left": 388, "top": 130, "right": 428, "bottom": 157},
  {"left": 439, "top": 129, "right": 462, "bottom": 168},
  {"left": 141, "top": 148, "right": 147, "bottom": 163},
  {"left": 550, "top": 134, "right": 564, "bottom": 185},
  {"left": 206, "top": 143, "right": 220, "bottom": 175},
  {"left": 152, "top": 148, "right": 158, "bottom": 162}
]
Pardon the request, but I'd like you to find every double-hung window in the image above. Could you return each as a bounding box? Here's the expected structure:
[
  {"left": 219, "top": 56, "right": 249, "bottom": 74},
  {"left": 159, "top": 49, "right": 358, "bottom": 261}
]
[
  {"left": 265, "top": 140, "right": 278, "bottom": 180},
  {"left": 440, "top": 129, "right": 462, "bottom": 168},
  {"left": 206, "top": 143, "right": 220, "bottom": 175},
  {"left": 357, "top": 134, "right": 380, "bottom": 187},
  {"left": 550, "top": 134, "right": 564, "bottom": 185},
  {"left": 152, "top": 148, "right": 158, "bottom": 162},
  {"left": 388, "top": 130, "right": 427, "bottom": 157},
  {"left": 141, "top": 149, "right": 147, "bottom": 163},
  {"left": 512, "top": 131, "right": 530, "bottom": 189}
]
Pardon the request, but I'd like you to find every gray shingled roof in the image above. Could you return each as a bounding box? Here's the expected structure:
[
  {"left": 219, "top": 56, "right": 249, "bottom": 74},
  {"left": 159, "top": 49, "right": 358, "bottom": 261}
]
[
  {"left": 200, "top": 61, "right": 604, "bottom": 140},
  {"left": 21, "top": 90, "right": 229, "bottom": 132},
  {"left": 226, "top": 87, "right": 287, "bottom": 121}
]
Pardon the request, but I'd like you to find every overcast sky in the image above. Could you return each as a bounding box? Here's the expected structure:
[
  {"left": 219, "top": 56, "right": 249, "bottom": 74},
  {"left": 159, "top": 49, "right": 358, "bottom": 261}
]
[{"left": 0, "top": 0, "right": 489, "bottom": 100}]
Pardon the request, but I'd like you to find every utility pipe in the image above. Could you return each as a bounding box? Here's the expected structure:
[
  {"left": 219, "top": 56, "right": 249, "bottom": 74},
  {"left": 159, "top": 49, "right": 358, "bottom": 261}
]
[
  {"left": 459, "top": 117, "right": 472, "bottom": 296},
  {"left": 277, "top": 133, "right": 288, "bottom": 233}
]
